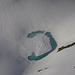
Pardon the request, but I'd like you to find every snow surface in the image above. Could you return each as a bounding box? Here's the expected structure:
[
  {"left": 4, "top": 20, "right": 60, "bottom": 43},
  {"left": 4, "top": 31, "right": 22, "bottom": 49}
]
[{"left": 0, "top": 0, "right": 75, "bottom": 75}]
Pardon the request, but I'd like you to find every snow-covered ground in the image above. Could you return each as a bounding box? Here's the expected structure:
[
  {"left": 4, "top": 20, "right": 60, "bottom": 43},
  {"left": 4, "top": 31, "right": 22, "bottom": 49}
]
[{"left": 0, "top": 0, "right": 75, "bottom": 75}]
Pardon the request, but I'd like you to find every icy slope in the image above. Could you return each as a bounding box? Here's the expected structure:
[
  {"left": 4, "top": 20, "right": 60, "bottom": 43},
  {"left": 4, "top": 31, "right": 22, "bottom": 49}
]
[
  {"left": 25, "top": 46, "right": 75, "bottom": 75},
  {"left": 23, "top": 18, "right": 75, "bottom": 75},
  {"left": 0, "top": 0, "right": 75, "bottom": 75}
]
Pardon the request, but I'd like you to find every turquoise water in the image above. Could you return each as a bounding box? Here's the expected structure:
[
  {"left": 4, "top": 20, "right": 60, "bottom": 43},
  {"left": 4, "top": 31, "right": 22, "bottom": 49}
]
[
  {"left": 27, "top": 31, "right": 57, "bottom": 61},
  {"left": 27, "top": 30, "right": 44, "bottom": 38}
]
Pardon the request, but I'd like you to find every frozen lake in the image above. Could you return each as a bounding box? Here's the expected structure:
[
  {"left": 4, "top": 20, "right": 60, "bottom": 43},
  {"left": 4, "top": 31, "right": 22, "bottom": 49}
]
[{"left": 27, "top": 31, "right": 57, "bottom": 60}]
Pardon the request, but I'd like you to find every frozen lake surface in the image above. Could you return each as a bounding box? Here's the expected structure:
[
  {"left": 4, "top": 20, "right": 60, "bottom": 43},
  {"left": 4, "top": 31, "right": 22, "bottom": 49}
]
[{"left": 27, "top": 31, "right": 57, "bottom": 60}]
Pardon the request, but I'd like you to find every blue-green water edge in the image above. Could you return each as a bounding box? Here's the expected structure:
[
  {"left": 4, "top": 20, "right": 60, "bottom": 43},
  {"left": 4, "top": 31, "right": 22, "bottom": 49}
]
[
  {"left": 27, "top": 30, "right": 44, "bottom": 38},
  {"left": 27, "top": 31, "right": 57, "bottom": 61}
]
